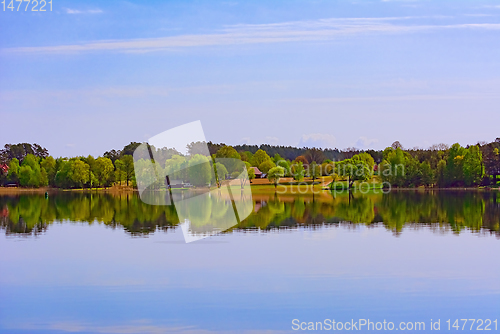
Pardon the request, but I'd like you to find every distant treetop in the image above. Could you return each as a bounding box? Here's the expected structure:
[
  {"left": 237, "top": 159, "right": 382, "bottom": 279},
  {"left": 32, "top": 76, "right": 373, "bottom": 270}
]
[{"left": 0, "top": 143, "right": 48, "bottom": 164}]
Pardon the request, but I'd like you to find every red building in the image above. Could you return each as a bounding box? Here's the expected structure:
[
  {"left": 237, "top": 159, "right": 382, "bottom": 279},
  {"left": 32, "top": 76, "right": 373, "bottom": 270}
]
[
  {"left": 0, "top": 164, "right": 8, "bottom": 176},
  {"left": 250, "top": 167, "right": 263, "bottom": 178}
]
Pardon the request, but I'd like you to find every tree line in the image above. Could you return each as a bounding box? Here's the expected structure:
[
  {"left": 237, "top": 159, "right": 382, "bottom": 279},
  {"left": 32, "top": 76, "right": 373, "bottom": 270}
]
[
  {"left": 0, "top": 143, "right": 135, "bottom": 189},
  {"left": 1, "top": 138, "right": 499, "bottom": 189}
]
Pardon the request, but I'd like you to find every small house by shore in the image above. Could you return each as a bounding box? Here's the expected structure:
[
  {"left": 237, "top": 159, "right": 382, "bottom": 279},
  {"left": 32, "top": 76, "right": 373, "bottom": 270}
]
[{"left": 251, "top": 167, "right": 264, "bottom": 178}]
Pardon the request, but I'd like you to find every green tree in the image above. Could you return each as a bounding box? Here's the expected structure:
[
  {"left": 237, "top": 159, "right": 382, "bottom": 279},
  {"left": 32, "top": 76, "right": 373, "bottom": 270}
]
[
  {"left": 19, "top": 154, "right": 42, "bottom": 187},
  {"left": 40, "top": 156, "right": 56, "bottom": 185},
  {"left": 309, "top": 161, "right": 321, "bottom": 181},
  {"left": 420, "top": 161, "right": 434, "bottom": 187},
  {"left": 188, "top": 154, "right": 212, "bottom": 187},
  {"left": 446, "top": 143, "right": 466, "bottom": 186},
  {"left": 165, "top": 155, "right": 187, "bottom": 182},
  {"left": 259, "top": 160, "right": 275, "bottom": 174},
  {"left": 380, "top": 148, "right": 406, "bottom": 187},
  {"left": 276, "top": 159, "right": 291, "bottom": 176},
  {"left": 216, "top": 145, "right": 240, "bottom": 160},
  {"left": 356, "top": 152, "right": 375, "bottom": 170},
  {"left": 267, "top": 166, "right": 285, "bottom": 188},
  {"left": 403, "top": 155, "right": 422, "bottom": 187},
  {"left": 246, "top": 163, "right": 256, "bottom": 183},
  {"left": 336, "top": 158, "right": 371, "bottom": 188},
  {"left": 82, "top": 155, "right": 96, "bottom": 188},
  {"left": 239, "top": 151, "right": 253, "bottom": 162},
  {"left": 463, "top": 145, "right": 483, "bottom": 186},
  {"left": 436, "top": 160, "right": 447, "bottom": 187},
  {"left": 29, "top": 164, "right": 42, "bottom": 187},
  {"left": 251, "top": 149, "right": 272, "bottom": 167},
  {"left": 94, "top": 157, "right": 115, "bottom": 188},
  {"left": 55, "top": 160, "right": 71, "bottom": 188},
  {"left": 7, "top": 158, "right": 20, "bottom": 183},
  {"left": 214, "top": 162, "right": 228, "bottom": 186},
  {"left": 70, "top": 160, "right": 90, "bottom": 188},
  {"left": 291, "top": 161, "right": 305, "bottom": 181},
  {"left": 115, "top": 159, "right": 125, "bottom": 185},
  {"left": 21, "top": 154, "right": 38, "bottom": 170},
  {"left": 215, "top": 145, "right": 241, "bottom": 173},
  {"left": 121, "top": 155, "right": 135, "bottom": 186},
  {"left": 40, "top": 167, "right": 49, "bottom": 187},
  {"left": 19, "top": 166, "right": 33, "bottom": 187},
  {"left": 273, "top": 153, "right": 283, "bottom": 164}
]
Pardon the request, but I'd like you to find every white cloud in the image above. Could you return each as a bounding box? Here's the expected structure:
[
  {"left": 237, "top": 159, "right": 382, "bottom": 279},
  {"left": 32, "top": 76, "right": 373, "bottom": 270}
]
[
  {"left": 354, "top": 137, "right": 378, "bottom": 149},
  {"left": 298, "top": 133, "right": 337, "bottom": 149},
  {"left": 7, "top": 321, "right": 290, "bottom": 334},
  {"left": 240, "top": 137, "right": 251, "bottom": 144},
  {"left": 3, "top": 16, "right": 500, "bottom": 54},
  {"left": 65, "top": 8, "right": 103, "bottom": 14},
  {"left": 264, "top": 136, "right": 280, "bottom": 145}
]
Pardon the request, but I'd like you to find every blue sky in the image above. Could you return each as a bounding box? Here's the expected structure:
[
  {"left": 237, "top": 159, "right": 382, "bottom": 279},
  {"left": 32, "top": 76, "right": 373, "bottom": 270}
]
[{"left": 1, "top": 0, "right": 500, "bottom": 157}]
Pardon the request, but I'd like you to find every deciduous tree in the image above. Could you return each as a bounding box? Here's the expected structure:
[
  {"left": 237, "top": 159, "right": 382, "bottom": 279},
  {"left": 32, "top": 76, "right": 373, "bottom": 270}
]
[
  {"left": 267, "top": 166, "right": 285, "bottom": 188},
  {"left": 94, "top": 157, "right": 114, "bottom": 188}
]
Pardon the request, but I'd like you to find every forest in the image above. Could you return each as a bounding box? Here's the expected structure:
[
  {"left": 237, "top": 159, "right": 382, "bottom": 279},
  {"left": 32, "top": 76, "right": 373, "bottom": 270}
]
[{"left": 0, "top": 138, "right": 499, "bottom": 189}]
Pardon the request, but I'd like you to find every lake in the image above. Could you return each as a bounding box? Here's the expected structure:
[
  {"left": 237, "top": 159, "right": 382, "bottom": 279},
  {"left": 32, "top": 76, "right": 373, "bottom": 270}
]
[{"left": 0, "top": 191, "right": 499, "bottom": 333}]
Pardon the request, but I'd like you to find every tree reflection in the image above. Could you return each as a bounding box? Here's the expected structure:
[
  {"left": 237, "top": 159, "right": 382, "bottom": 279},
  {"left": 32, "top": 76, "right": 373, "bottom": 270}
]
[{"left": 1, "top": 191, "right": 499, "bottom": 237}]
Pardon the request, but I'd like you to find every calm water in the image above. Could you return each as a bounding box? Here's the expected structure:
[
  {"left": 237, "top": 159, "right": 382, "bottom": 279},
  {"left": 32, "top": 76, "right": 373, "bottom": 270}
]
[{"left": 0, "top": 191, "right": 499, "bottom": 333}]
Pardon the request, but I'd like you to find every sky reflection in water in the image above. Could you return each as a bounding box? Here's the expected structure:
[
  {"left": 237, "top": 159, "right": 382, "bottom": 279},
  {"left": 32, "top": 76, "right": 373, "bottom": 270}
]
[{"left": 0, "top": 192, "right": 499, "bottom": 333}]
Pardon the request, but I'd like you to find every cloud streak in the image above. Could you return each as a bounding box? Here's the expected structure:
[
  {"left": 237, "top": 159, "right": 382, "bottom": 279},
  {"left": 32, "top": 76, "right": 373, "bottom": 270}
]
[
  {"left": 2, "top": 17, "right": 500, "bottom": 54},
  {"left": 65, "top": 8, "right": 103, "bottom": 14}
]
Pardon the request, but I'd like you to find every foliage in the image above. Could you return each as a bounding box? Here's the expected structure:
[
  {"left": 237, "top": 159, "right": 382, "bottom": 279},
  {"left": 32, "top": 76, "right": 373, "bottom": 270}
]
[
  {"left": 379, "top": 148, "right": 406, "bottom": 187},
  {"left": 165, "top": 155, "right": 187, "bottom": 182},
  {"left": 7, "top": 158, "right": 20, "bottom": 183},
  {"left": 251, "top": 149, "right": 272, "bottom": 168},
  {"left": 187, "top": 141, "right": 209, "bottom": 156},
  {"left": 267, "top": 166, "right": 285, "bottom": 188},
  {"left": 291, "top": 161, "right": 305, "bottom": 181},
  {"left": 41, "top": 156, "right": 56, "bottom": 186},
  {"left": 336, "top": 156, "right": 372, "bottom": 188},
  {"left": 94, "top": 157, "right": 114, "bottom": 188},
  {"left": 115, "top": 155, "right": 135, "bottom": 186},
  {"left": 216, "top": 145, "right": 240, "bottom": 160},
  {"left": 321, "top": 161, "right": 335, "bottom": 176},
  {"left": 214, "top": 162, "right": 228, "bottom": 186},
  {"left": 19, "top": 166, "right": 33, "bottom": 187},
  {"left": 294, "top": 156, "right": 308, "bottom": 166},
  {"left": 304, "top": 148, "right": 325, "bottom": 164},
  {"left": 188, "top": 154, "right": 212, "bottom": 187},
  {"left": 55, "top": 159, "right": 91, "bottom": 188},
  {"left": 259, "top": 160, "right": 275, "bottom": 174},
  {"left": 276, "top": 159, "right": 291, "bottom": 176},
  {"left": 215, "top": 146, "right": 241, "bottom": 173},
  {"left": 309, "top": 161, "right": 321, "bottom": 181},
  {"left": 247, "top": 163, "right": 256, "bottom": 182},
  {"left": 2, "top": 191, "right": 499, "bottom": 237},
  {"left": 0, "top": 143, "right": 48, "bottom": 164},
  {"left": 463, "top": 145, "right": 483, "bottom": 186},
  {"left": 1, "top": 138, "right": 499, "bottom": 189}
]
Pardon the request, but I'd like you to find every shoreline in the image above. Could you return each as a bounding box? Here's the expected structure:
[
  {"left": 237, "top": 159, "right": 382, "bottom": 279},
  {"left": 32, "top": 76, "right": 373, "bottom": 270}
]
[
  {"left": 0, "top": 186, "right": 137, "bottom": 195},
  {"left": 0, "top": 185, "right": 497, "bottom": 195}
]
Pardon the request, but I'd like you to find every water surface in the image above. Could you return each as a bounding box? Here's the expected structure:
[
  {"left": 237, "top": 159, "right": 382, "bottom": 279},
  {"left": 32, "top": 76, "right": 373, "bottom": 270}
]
[{"left": 0, "top": 191, "right": 499, "bottom": 333}]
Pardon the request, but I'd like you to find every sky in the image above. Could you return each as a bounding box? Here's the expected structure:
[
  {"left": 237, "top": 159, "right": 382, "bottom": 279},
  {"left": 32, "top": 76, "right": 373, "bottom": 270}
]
[{"left": 1, "top": 0, "right": 500, "bottom": 157}]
